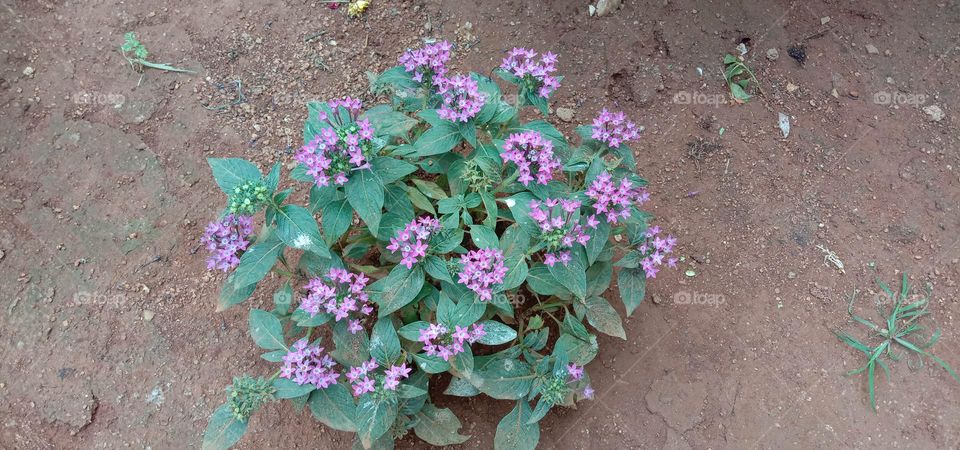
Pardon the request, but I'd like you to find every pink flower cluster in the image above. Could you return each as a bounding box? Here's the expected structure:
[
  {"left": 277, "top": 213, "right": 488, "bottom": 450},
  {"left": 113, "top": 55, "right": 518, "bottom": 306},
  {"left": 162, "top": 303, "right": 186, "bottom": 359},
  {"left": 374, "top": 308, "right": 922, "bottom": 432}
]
[
  {"left": 346, "top": 358, "right": 412, "bottom": 396},
  {"left": 585, "top": 171, "right": 650, "bottom": 225},
  {"left": 202, "top": 214, "right": 254, "bottom": 271},
  {"left": 528, "top": 199, "right": 593, "bottom": 267},
  {"left": 566, "top": 363, "right": 594, "bottom": 399},
  {"left": 637, "top": 225, "right": 678, "bottom": 279},
  {"left": 280, "top": 338, "right": 339, "bottom": 389},
  {"left": 319, "top": 96, "right": 363, "bottom": 122},
  {"left": 436, "top": 74, "right": 486, "bottom": 122},
  {"left": 299, "top": 268, "right": 373, "bottom": 333},
  {"left": 591, "top": 109, "right": 640, "bottom": 148},
  {"left": 418, "top": 322, "right": 486, "bottom": 361},
  {"left": 500, "top": 131, "right": 562, "bottom": 186},
  {"left": 500, "top": 47, "right": 561, "bottom": 98},
  {"left": 387, "top": 216, "right": 441, "bottom": 269},
  {"left": 295, "top": 97, "right": 375, "bottom": 188},
  {"left": 398, "top": 41, "right": 452, "bottom": 84},
  {"left": 458, "top": 248, "right": 507, "bottom": 301}
]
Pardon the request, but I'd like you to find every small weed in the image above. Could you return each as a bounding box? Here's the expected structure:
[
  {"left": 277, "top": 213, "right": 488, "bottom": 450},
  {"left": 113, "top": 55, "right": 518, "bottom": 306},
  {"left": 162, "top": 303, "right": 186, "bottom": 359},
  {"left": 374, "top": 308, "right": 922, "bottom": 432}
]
[
  {"left": 836, "top": 274, "right": 959, "bottom": 411},
  {"left": 120, "top": 32, "right": 194, "bottom": 80},
  {"left": 722, "top": 54, "right": 761, "bottom": 103}
]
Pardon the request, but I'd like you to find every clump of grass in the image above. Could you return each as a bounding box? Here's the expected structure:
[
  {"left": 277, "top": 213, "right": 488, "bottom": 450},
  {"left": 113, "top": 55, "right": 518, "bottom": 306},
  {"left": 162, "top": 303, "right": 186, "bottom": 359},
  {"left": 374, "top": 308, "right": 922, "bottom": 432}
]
[
  {"left": 120, "top": 32, "right": 194, "bottom": 76},
  {"left": 835, "top": 273, "right": 959, "bottom": 411},
  {"left": 722, "top": 54, "right": 761, "bottom": 103}
]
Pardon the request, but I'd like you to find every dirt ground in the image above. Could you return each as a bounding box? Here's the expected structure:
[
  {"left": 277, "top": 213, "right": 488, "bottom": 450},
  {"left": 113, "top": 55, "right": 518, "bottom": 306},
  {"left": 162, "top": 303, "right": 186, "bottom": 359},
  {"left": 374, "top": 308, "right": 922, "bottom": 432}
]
[{"left": 1, "top": 0, "right": 959, "bottom": 448}]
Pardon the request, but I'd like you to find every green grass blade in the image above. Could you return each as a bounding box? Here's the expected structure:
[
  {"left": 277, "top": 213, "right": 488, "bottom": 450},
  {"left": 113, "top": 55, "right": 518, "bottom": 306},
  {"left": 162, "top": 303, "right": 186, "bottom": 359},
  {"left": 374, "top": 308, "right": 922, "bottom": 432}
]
[
  {"left": 138, "top": 59, "right": 195, "bottom": 73},
  {"left": 868, "top": 360, "right": 877, "bottom": 412},
  {"left": 926, "top": 354, "right": 960, "bottom": 383}
]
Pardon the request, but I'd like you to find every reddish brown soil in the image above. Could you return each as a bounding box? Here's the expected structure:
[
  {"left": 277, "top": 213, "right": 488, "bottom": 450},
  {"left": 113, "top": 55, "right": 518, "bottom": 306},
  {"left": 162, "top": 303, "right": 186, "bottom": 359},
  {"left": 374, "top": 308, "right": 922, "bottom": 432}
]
[{"left": 2, "top": 0, "right": 959, "bottom": 448}]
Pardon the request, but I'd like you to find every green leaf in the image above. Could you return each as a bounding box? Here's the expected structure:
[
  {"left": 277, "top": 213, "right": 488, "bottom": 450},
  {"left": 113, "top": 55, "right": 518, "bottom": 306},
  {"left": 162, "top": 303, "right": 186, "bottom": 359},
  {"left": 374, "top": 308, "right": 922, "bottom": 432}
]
[
  {"left": 202, "top": 403, "right": 248, "bottom": 450},
  {"left": 308, "top": 383, "right": 358, "bottom": 432},
  {"left": 444, "top": 377, "right": 481, "bottom": 397},
  {"left": 218, "top": 274, "right": 257, "bottom": 311},
  {"left": 494, "top": 401, "right": 540, "bottom": 450},
  {"left": 273, "top": 377, "right": 314, "bottom": 399},
  {"left": 208, "top": 158, "right": 261, "bottom": 194},
  {"left": 548, "top": 248, "right": 587, "bottom": 299},
  {"left": 424, "top": 255, "right": 453, "bottom": 283},
  {"left": 406, "top": 185, "right": 436, "bottom": 214},
  {"left": 231, "top": 230, "right": 284, "bottom": 287},
  {"left": 460, "top": 121, "right": 478, "bottom": 147},
  {"left": 260, "top": 349, "right": 286, "bottom": 362},
  {"left": 470, "top": 224, "right": 499, "bottom": 249},
  {"left": 309, "top": 184, "right": 342, "bottom": 213},
  {"left": 414, "top": 404, "right": 471, "bottom": 446},
  {"left": 264, "top": 162, "right": 281, "bottom": 192},
  {"left": 356, "top": 395, "right": 399, "bottom": 448},
  {"left": 507, "top": 120, "right": 567, "bottom": 156},
  {"left": 275, "top": 204, "right": 330, "bottom": 258},
  {"left": 248, "top": 309, "right": 287, "bottom": 350},
  {"left": 372, "top": 66, "right": 418, "bottom": 93},
  {"left": 413, "top": 121, "right": 462, "bottom": 156},
  {"left": 345, "top": 169, "right": 385, "bottom": 237},
  {"left": 450, "top": 345, "right": 475, "bottom": 378},
  {"left": 412, "top": 179, "right": 449, "bottom": 199},
  {"left": 369, "top": 265, "right": 426, "bottom": 317},
  {"left": 414, "top": 352, "right": 451, "bottom": 374},
  {"left": 586, "top": 261, "right": 613, "bottom": 297},
  {"left": 553, "top": 333, "right": 599, "bottom": 366},
  {"left": 331, "top": 320, "right": 371, "bottom": 367},
  {"left": 500, "top": 224, "right": 531, "bottom": 259},
  {"left": 584, "top": 296, "right": 626, "bottom": 339},
  {"left": 585, "top": 220, "right": 610, "bottom": 265},
  {"left": 476, "top": 320, "right": 518, "bottom": 345},
  {"left": 370, "top": 319, "right": 402, "bottom": 366},
  {"left": 481, "top": 191, "right": 499, "bottom": 228},
  {"left": 437, "top": 292, "right": 486, "bottom": 328},
  {"left": 398, "top": 321, "right": 431, "bottom": 341},
  {"left": 527, "top": 398, "right": 552, "bottom": 424},
  {"left": 360, "top": 105, "right": 418, "bottom": 139},
  {"left": 322, "top": 199, "right": 353, "bottom": 243},
  {"left": 618, "top": 267, "right": 647, "bottom": 316},
  {"left": 273, "top": 281, "right": 293, "bottom": 314},
  {"left": 397, "top": 383, "right": 428, "bottom": 399},
  {"left": 474, "top": 358, "right": 534, "bottom": 400},
  {"left": 501, "top": 253, "right": 528, "bottom": 291},
  {"left": 504, "top": 192, "right": 539, "bottom": 235},
  {"left": 527, "top": 264, "right": 570, "bottom": 297},
  {"left": 371, "top": 156, "right": 416, "bottom": 185}
]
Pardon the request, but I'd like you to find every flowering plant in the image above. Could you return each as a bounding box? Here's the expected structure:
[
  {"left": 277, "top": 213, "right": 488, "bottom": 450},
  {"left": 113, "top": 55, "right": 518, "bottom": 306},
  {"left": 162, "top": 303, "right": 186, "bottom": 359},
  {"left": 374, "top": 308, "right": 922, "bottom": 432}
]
[{"left": 202, "top": 42, "right": 674, "bottom": 450}]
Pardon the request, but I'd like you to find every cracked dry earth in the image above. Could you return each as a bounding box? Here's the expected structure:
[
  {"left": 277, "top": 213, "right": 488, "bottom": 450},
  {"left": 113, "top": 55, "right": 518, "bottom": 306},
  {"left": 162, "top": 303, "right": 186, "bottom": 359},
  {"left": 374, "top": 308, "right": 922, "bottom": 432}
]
[{"left": 1, "top": 0, "right": 959, "bottom": 449}]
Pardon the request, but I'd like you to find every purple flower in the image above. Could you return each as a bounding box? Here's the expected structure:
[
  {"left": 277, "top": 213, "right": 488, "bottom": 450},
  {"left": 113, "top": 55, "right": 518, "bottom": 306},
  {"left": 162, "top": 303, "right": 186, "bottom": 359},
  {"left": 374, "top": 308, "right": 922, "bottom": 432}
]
[
  {"left": 386, "top": 216, "right": 441, "bottom": 268},
  {"left": 201, "top": 214, "right": 255, "bottom": 271},
  {"left": 457, "top": 248, "right": 507, "bottom": 301},
  {"left": 418, "top": 322, "right": 487, "bottom": 361},
  {"left": 280, "top": 338, "right": 339, "bottom": 389},
  {"left": 635, "top": 225, "right": 677, "bottom": 279},
  {"left": 299, "top": 268, "right": 373, "bottom": 332},
  {"left": 398, "top": 41, "right": 452, "bottom": 85},
  {"left": 528, "top": 198, "right": 591, "bottom": 266},
  {"left": 582, "top": 385, "right": 595, "bottom": 399},
  {"left": 500, "top": 131, "right": 562, "bottom": 186},
  {"left": 436, "top": 74, "right": 486, "bottom": 122},
  {"left": 500, "top": 47, "right": 561, "bottom": 98},
  {"left": 295, "top": 97, "right": 376, "bottom": 188},
  {"left": 346, "top": 359, "right": 410, "bottom": 396},
  {"left": 566, "top": 363, "right": 584, "bottom": 380},
  {"left": 591, "top": 109, "right": 640, "bottom": 148},
  {"left": 585, "top": 171, "right": 650, "bottom": 225}
]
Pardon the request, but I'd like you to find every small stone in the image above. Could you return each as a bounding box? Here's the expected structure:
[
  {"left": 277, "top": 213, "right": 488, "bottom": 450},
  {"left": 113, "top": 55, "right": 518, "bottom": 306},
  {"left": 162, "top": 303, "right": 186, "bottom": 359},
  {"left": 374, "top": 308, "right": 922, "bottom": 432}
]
[
  {"left": 556, "top": 107, "right": 575, "bottom": 122},
  {"left": 830, "top": 88, "right": 839, "bottom": 98},
  {"left": 848, "top": 90, "right": 859, "bottom": 99},
  {"left": 865, "top": 44, "right": 880, "bottom": 55},
  {"left": 788, "top": 271, "right": 797, "bottom": 279},
  {"left": 652, "top": 294, "right": 664, "bottom": 305},
  {"left": 766, "top": 48, "right": 779, "bottom": 61},
  {"left": 143, "top": 310, "right": 155, "bottom": 321},
  {"left": 786, "top": 82, "right": 799, "bottom": 93},
  {"left": 923, "top": 105, "right": 944, "bottom": 122},
  {"left": 820, "top": 16, "right": 831, "bottom": 25},
  {"left": 886, "top": 77, "right": 895, "bottom": 84},
  {"left": 595, "top": 0, "right": 622, "bottom": 16},
  {"left": 23, "top": 66, "right": 35, "bottom": 76}
]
